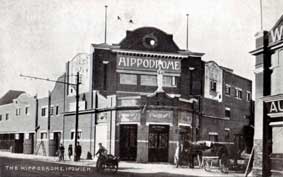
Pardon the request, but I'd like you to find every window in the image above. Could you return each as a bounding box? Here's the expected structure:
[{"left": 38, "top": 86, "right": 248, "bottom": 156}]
[
  {"left": 119, "top": 73, "right": 137, "bottom": 85},
  {"left": 55, "top": 106, "right": 59, "bottom": 115},
  {"left": 140, "top": 75, "right": 157, "bottom": 86},
  {"left": 225, "top": 84, "right": 231, "bottom": 95},
  {"left": 225, "top": 107, "right": 231, "bottom": 118},
  {"left": 163, "top": 76, "right": 176, "bottom": 87},
  {"left": 50, "top": 106, "right": 54, "bottom": 116},
  {"left": 208, "top": 133, "right": 218, "bottom": 142},
  {"left": 40, "top": 132, "right": 47, "bottom": 139},
  {"left": 71, "top": 131, "right": 82, "bottom": 140},
  {"left": 235, "top": 88, "right": 243, "bottom": 99},
  {"left": 41, "top": 107, "right": 47, "bottom": 117},
  {"left": 210, "top": 80, "right": 217, "bottom": 92},
  {"left": 5, "top": 113, "right": 9, "bottom": 120},
  {"left": 246, "top": 91, "right": 251, "bottom": 102},
  {"left": 0, "top": 114, "right": 2, "bottom": 121},
  {"left": 224, "top": 128, "right": 230, "bottom": 140},
  {"left": 16, "top": 108, "right": 21, "bottom": 116},
  {"left": 25, "top": 106, "right": 29, "bottom": 115}
]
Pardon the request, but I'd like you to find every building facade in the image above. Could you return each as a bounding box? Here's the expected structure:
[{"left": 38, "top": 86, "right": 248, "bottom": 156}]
[
  {"left": 0, "top": 27, "right": 253, "bottom": 163},
  {"left": 251, "top": 15, "right": 283, "bottom": 177}
]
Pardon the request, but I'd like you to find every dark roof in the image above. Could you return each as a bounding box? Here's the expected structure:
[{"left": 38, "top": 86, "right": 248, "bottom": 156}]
[{"left": 0, "top": 90, "right": 25, "bottom": 105}]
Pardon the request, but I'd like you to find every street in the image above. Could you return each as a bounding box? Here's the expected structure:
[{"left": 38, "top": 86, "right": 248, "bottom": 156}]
[{"left": 0, "top": 154, "right": 245, "bottom": 177}]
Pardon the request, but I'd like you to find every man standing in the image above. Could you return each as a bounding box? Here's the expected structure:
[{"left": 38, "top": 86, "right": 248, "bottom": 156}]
[
  {"left": 75, "top": 142, "right": 82, "bottom": 161},
  {"left": 68, "top": 144, "right": 73, "bottom": 160}
]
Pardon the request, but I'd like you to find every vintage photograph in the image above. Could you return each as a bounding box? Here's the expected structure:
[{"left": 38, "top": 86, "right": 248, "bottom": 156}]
[{"left": 0, "top": 0, "right": 282, "bottom": 177}]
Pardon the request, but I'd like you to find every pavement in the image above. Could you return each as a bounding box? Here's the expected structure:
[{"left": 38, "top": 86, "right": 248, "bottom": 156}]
[{"left": 0, "top": 150, "right": 247, "bottom": 177}]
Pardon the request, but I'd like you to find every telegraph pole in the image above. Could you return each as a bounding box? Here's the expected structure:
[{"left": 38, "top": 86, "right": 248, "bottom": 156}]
[
  {"left": 74, "top": 72, "right": 80, "bottom": 161},
  {"left": 47, "top": 91, "right": 51, "bottom": 156}
]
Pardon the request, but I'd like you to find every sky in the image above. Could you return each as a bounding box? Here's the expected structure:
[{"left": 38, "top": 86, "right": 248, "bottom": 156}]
[{"left": 0, "top": 0, "right": 283, "bottom": 98}]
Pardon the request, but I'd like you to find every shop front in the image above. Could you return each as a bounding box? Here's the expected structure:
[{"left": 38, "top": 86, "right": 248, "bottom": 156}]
[
  {"left": 114, "top": 92, "right": 194, "bottom": 163},
  {"left": 263, "top": 96, "right": 283, "bottom": 176}
]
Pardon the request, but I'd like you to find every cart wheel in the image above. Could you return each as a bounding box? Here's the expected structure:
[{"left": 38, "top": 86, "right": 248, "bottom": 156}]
[{"left": 109, "top": 164, "right": 118, "bottom": 173}]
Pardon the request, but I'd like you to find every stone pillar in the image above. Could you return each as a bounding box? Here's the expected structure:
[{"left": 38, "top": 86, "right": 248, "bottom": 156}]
[{"left": 136, "top": 125, "right": 148, "bottom": 162}]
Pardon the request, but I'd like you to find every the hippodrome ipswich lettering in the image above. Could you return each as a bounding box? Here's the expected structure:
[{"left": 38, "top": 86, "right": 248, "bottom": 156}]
[{"left": 117, "top": 55, "right": 181, "bottom": 72}]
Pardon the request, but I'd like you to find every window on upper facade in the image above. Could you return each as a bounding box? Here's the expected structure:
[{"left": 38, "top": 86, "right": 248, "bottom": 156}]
[
  {"left": 225, "top": 107, "right": 231, "bottom": 118},
  {"left": 246, "top": 91, "right": 251, "bottom": 102},
  {"left": 16, "top": 108, "right": 21, "bottom": 116},
  {"left": 235, "top": 88, "right": 243, "bottom": 99},
  {"left": 209, "top": 134, "right": 218, "bottom": 142},
  {"left": 0, "top": 114, "right": 2, "bottom": 121},
  {"left": 210, "top": 80, "right": 217, "bottom": 92},
  {"left": 140, "top": 75, "right": 157, "bottom": 86},
  {"left": 41, "top": 107, "right": 47, "bottom": 117},
  {"left": 40, "top": 132, "right": 47, "bottom": 139},
  {"left": 119, "top": 73, "right": 137, "bottom": 85},
  {"left": 225, "top": 84, "right": 231, "bottom": 95},
  {"left": 163, "top": 76, "right": 176, "bottom": 87},
  {"left": 5, "top": 113, "right": 9, "bottom": 120},
  {"left": 25, "top": 106, "right": 29, "bottom": 115},
  {"left": 50, "top": 106, "right": 54, "bottom": 116},
  {"left": 55, "top": 105, "right": 59, "bottom": 115},
  {"left": 224, "top": 129, "right": 230, "bottom": 140},
  {"left": 71, "top": 131, "right": 82, "bottom": 140}
]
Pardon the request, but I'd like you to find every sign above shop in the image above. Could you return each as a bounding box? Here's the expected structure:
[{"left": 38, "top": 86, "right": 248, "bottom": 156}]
[
  {"left": 271, "top": 24, "right": 283, "bottom": 43},
  {"left": 117, "top": 54, "right": 181, "bottom": 72},
  {"left": 267, "top": 100, "right": 283, "bottom": 114}
]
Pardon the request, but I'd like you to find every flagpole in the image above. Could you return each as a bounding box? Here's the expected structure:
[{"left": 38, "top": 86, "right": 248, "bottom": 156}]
[
  {"left": 260, "top": 0, "right": 263, "bottom": 30},
  {"left": 104, "top": 5, "right": 108, "bottom": 44},
  {"left": 186, "top": 14, "right": 189, "bottom": 51}
]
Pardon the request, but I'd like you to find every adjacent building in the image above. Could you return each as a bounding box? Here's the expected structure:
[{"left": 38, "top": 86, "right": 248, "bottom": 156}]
[
  {"left": 0, "top": 27, "right": 253, "bottom": 163},
  {"left": 251, "top": 15, "right": 283, "bottom": 177}
]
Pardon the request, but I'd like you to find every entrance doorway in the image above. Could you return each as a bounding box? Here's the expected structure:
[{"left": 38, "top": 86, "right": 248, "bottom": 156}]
[
  {"left": 148, "top": 125, "right": 169, "bottom": 162},
  {"left": 119, "top": 124, "right": 137, "bottom": 161},
  {"left": 54, "top": 132, "right": 61, "bottom": 151},
  {"left": 15, "top": 133, "right": 24, "bottom": 153}
]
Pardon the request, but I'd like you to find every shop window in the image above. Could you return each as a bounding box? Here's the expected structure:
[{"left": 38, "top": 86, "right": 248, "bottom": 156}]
[
  {"left": 119, "top": 73, "right": 137, "bottom": 85},
  {"left": 225, "top": 107, "right": 231, "bottom": 119},
  {"left": 5, "top": 113, "right": 9, "bottom": 120},
  {"left": 71, "top": 131, "right": 82, "bottom": 140},
  {"left": 225, "top": 84, "right": 231, "bottom": 95},
  {"left": 41, "top": 107, "right": 47, "bottom": 117},
  {"left": 272, "top": 126, "right": 283, "bottom": 153},
  {"left": 210, "top": 80, "right": 217, "bottom": 92},
  {"left": 141, "top": 75, "right": 157, "bottom": 86}
]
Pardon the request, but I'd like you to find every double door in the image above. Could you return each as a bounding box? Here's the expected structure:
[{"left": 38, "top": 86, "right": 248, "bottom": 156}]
[{"left": 148, "top": 125, "right": 169, "bottom": 162}]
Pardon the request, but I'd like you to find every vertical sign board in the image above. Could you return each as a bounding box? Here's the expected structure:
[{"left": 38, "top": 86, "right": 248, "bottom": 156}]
[{"left": 68, "top": 53, "right": 90, "bottom": 95}]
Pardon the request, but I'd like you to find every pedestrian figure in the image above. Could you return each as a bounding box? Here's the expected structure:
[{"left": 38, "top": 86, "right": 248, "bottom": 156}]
[
  {"left": 68, "top": 144, "right": 73, "bottom": 160},
  {"left": 95, "top": 143, "right": 107, "bottom": 169},
  {"left": 58, "top": 144, "right": 65, "bottom": 161},
  {"left": 75, "top": 142, "right": 82, "bottom": 161}
]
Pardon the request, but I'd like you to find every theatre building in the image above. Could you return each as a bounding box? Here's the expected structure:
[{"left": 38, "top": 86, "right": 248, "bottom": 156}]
[
  {"left": 251, "top": 15, "right": 283, "bottom": 176},
  {"left": 0, "top": 27, "right": 253, "bottom": 163}
]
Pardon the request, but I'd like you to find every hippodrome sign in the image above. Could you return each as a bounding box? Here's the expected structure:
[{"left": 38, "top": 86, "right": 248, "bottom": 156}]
[{"left": 117, "top": 54, "right": 181, "bottom": 72}]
